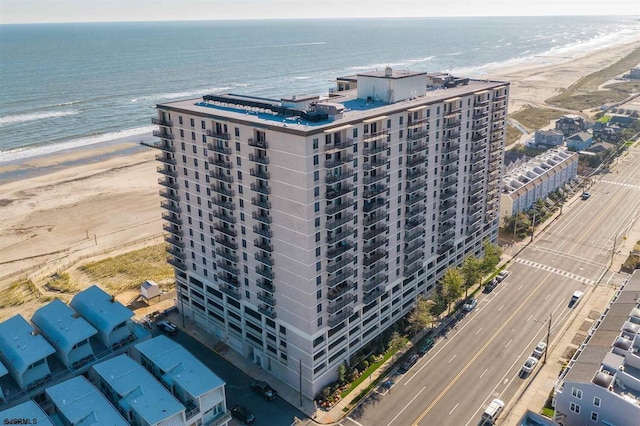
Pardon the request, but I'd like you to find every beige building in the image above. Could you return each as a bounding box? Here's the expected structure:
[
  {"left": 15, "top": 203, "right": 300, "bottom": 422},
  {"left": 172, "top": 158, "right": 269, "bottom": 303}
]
[{"left": 153, "top": 68, "right": 508, "bottom": 397}]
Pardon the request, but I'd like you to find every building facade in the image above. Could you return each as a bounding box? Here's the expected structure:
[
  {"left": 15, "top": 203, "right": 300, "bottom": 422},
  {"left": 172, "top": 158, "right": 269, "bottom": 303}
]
[{"left": 154, "top": 68, "right": 509, "bottom": 397}]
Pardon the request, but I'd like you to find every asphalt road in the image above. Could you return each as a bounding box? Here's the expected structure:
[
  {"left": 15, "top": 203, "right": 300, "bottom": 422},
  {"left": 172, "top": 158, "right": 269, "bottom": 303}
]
[{"left": 343, "top": 145, "right": 640, "bottom": 426}]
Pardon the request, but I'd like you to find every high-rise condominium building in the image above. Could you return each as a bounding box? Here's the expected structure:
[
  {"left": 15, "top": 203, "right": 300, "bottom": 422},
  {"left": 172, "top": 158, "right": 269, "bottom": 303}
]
[{"left": 153, "top": 68, "right": 508, "bottom": 397}]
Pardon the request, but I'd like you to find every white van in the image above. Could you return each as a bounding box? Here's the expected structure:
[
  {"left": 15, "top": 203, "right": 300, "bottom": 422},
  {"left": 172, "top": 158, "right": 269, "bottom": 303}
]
[{"left": 481, "top": 399, "right": 504, "bottom": 424}]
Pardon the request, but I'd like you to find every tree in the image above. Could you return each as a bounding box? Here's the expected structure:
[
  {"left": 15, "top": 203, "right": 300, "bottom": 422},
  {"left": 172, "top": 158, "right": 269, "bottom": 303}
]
[
  {"left": 387, "top": 331, "right": 405, "bottom": 360},
  {"left": 460, "top": 255, "right": 483, "bottom": 298},
  {"left": 407, "top": 295, "right": 434, "bottom": 336},
  {"left": 482, "top": 240, "right": 502, "bottom": 274},
  {"left": 440, "top": 267, "right": 464, "bottom": 314},
  {"left": 337, "top": 362, "right": 347, "bottom": 385}
]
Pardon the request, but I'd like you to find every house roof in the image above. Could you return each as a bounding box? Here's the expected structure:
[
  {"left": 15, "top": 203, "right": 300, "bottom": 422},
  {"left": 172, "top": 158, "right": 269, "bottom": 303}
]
[
  {"left": 92, "top": 354, "right": 185, "bottom": 424},
  {"left": 588, "top": 142, "right": 615, "bottom": 153},
  {"left": 32, "top": 298, "right": 97, "bottom": 353},
  {"left": 135, "top": 336, "right": 225, "bottom": 398},
  {"left": 45, "top": 376, "right": 128, "bottom": 425},
  {"left": 567, "top": 131, "right": 592, "bottom": 142},
  {"left": 70, "top": 285, "right": 133, "bottom": 334},
  {"left": 0, "top": 360, "right": 7, "bottom": 377},
  {"left": 0, "top": 315, "right": 55, "bottom": 375},
  {"left": 0, "top": 400, "right": 54, "bottom": 425}
]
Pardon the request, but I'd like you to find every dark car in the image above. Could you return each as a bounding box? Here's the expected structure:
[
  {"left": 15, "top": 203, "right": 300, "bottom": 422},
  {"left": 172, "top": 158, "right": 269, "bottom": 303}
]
[
  {"left": 484, "top": 278, "right": 498, "bottom": 293},
  {"left": 400, "top": 353, "right": 420, "bottom": 372},
  {"left": 250, "top": 380, "right": 278, "bottom": 400},
  {"left": 231, "top": 405, "right": 255, "bottom": 424},
  {"left": 157, "top": 320, "right": 177, "bottom": 335},
  {"left": 417, "top": 337, "right": 434, "bottom": 355}
]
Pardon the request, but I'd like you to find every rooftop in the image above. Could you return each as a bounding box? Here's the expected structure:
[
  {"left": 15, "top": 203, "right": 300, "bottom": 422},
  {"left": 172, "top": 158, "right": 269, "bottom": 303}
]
[
  {"left": 32, "top": 298, "right": 98, "bottom": 353},
  {"left": 0, "top": 400, "right": 54, "bottom": 425},
  {"left": 0, "top": 315, "right": 56, "bottom": 375},
  {"left": 134, "top": 335, "right": 225, "bottom": 398},
  {"left": 502, "top": 148, "right": 577, "bottom": 195},
  {"left": 70, "top": 285, "right": 133, "bottom": 333},
  {"left": 45, "top": 376, "right": 128, "bottom": 425},
  {"left": 92, "top": 354, "right": 185, "bottom": 424}
]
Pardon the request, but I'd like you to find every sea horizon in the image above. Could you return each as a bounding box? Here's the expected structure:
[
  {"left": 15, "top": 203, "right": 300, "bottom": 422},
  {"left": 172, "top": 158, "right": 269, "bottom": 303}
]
[{"left": 1, "top": 16, "right": 640, "bottom": 163}]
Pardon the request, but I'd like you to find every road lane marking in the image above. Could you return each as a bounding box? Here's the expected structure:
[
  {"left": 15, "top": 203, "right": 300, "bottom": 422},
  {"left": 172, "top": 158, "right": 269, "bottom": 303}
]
[
  {"left": 475, "top": 327, "right": 483, "bottom": 335},
  {"left": 346, "top": 417, "right": 365, "bottom": 426},
  {"left": 505, "top": 339, "right": 512, "bottom": 348},
  {"left": 498, "top": 304, "right": 504, "bottom": 312},
  {"left": 518, "top": 284, "right": 523, "bottom": 290},
  {"left": 527, "top": 314, "right": 533, "bottom": 322},
  {"left": 448, "top": 354, "right": 457, "bottom": 364},
  {"left": 545, "top": 294, "right": 550, "bottom": 301},
  {"left": 514, "top": 258, "right": 595, "bottom": 285},
  {"left": 387, "top": 387, "right": 425, "bottom": 426},
  {"left": 411, "top": 272, "right": 552, "bottom": 426},
  {"left": 449, "top": 403, "right": 459, "bottom": 415},
  {"left": 480, "top": 368, "right": 488, "bottom": 378}
]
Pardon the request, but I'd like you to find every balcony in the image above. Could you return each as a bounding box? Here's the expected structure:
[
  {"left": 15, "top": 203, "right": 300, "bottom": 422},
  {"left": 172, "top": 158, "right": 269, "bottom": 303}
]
[
  {"left": 328, "top": 307, "right": 353, "bottom": 327},
  {"left": 326, "top": 199, "right": 354, "bottom": 215},
  {"left": 325, "top": 169, "right": 354, "bottom": 184},
  {"left": 153, "top": 130, "right": 174, "bottom": 140},
  {"left": 259, "top": 304, "right": 277, "bottom": 319},
  {"left": 254, "top": 239, "right": 273, "bottom": 252},
  {"left": 207, "top": 143, "right": 231, "bottom": 155},
  {"left": 406, "top": 205, "right": 423, "bottom": 219},
  {"left": 326, "top": 213, "right": 353, "bottom": 230},
  {"left": 406, "top": 181, "right": 423, "bottom": 194},
  {"left": 214, "top": 224, "right": 237, "bottom": 238},
  {"left": 363, "top": 250, "right": 385, "bottom": 267},
  {"left": 258, "top": 291, "right": 276, "bottom": 306},
  {"left": 213, "top": 210, "right": 236, "bottom": 224},
  {"left": 406, "top": 155, "right": 427, "bottom": 168},
  {"left": 247, "top": 137, "right": 268, "bottom": 149},
  {"left": 255, "top": 252, "right": 274, "bottom": 267},
  {"left": 363, "top": 264, "right": 385, "bottom": 280},
  {"left": 250, "top": 168, "right": 270, "bottom": 180},
  {"left": 253, "top": 225, "right": 272, "bottom": 238},
  {"left": 363, "top": 238, "right": 386, "bottom": 254},
  {"left": 165, "top": 235, "right": 184, "bottom": 249},
  {"left": 445, "top": 119, "right": 461, "bottom": 129},
  {"left": 167, "top": 256, "right": 186, "bottom": 271},
  {"left": 407, "top": 131, "right": 428, "bottom": 141},
  {"left": 157, "top": 165, "right": 177, "bottom": 178},
  {"left": 326, "top": 242, "right": 353, "bottom": 259},
  {"left": 216, "top": 248, "right": 238, "bottom": 263},
  {"left": 473, "top": 111, "right": 489, "bottom": 120},
  {"left": 220, "top": 284, "right": 241, "bottom": 300},
  {"left": 327, "top": 268, "right": 354, "bottom": 288},
  {"left": 208, "top": 157, "right": 232, "bottom": 169},
  {"left": 205, "top": 129, "right": 229, "bottom": 140},
  {"left": 211, "top": 185, "right": 235, "bottom": 197},
  {"left": 251, "top": 197, "right": 271, "bottom": 210},
  {"left": 327, "top": 294, "right": 355, "bottom": 314},
  {"left": 363, "top": 288, "right": 385, "bottom": 305},
  {"left": 159, "top": 189, "right": 179, "bottom": 201},
  {"left": 215, "top": 236, "right": 238, "bottom": 250},
  {"left": 442, "top": 132, "right": 460, "bottom": 142},
  {"left": 406, "top": 217, "right": 424, "bottom": 231},
  {"left": 324, "top": 138, "right": 353, "bottom": 151},
  {"left": 442, "top": 155, "right": 458, "bottom": 167},
  {"left": 362, "top": 225, "right": 387, "bottom": 240},
  {"left": 363, "top": 173, "right": 387, "bottom": 185},
  {"left": 405, "top": 250, "right": 424, "bottom": 266},
  {"left": 406, "top": 193, "right": 426, "bottom": 206},
  {"left": 325, "top": 155, "right": 353, "bottom": 169},
  {"left": 442, "top": 167, "right": 457, "bottom": 179},
  {"left": 166, "top": 247, "right": 185, "bottom": 261},
  {"left": 256, "top": 265, "right": 274, "bottom": 280},
  {"left": 362, "top": 158, "right": 387, "bottom": 170},
  {"left": 250, "top": 182, "right": 271, "bottom": 195},
  {"left": 163, "top": 223, "right": 181, "bottom": 235},
  {"left": 363, "top": 184, "right": 386, "bottom": 199},
  {"left": 403, "top": 262, "right": 423, "bottom": 277},
  {"left": 362, "top": 213, "right": 386, "bottom": 227},
  {"left": 441, "top": 178, "right": 458, "bottom": 190},
  {"left": 160, "top": 201, "right": 181, "bottom": 214},
  {"left": 252, "top": 211, "right": 272, "bottom": 224},
  {"left": 363, "top": 142, "right": 388, "bottom": 156},
  {"left": 156, "top": 154, "right": 176, "bottom": 166},
  {"left": 406, "top": 168, "right": 425, "bottom": 180},
  {"left": 327, "top": 256, "right": 354, "bottom": 275},
  {"left": 326, "top": 185, "right": 353, "bottom": 200},
  {"left": 327, "top": 281, "right": 356, "bottom": 301},
  {"left": 210, "top": 170, "right": 234, "bottom": 183},
  {"left": 442, "top": 143, "right": 460, "bottom": 155},
  {"left": 405, "top": 238, "right": 424, "bottom": 254},
  {"left": 363, "top": 278, "right": 384, "bottom": 293},
  {"left": 206, "top": 410, "right": 232, "bottom": 426},
  {"left": 256, "top": 278, "right": 274, "bottom": 293},
  {"left": 216, "top": 260, "right": 239, "bottom": 275},
  {"left": 152, "top": 140, "right": 175, "bottom": 153},
  {"left": 212, "top": 197, "right": 235, "bottom": 211},
  {"left": 162, "top": 213, "right": 182, "bottom": 226},
  {"left": 151, "top": 117, "right": 173, "bottom": 127},
  {"left": 363, "top": 131, "right": 388, "bottom": 144},
  {"left": 440, "top": 210, "right": 456, "bottom": 223},
  {"left": 327, "top": 227, "right": 353, "bottom": 245},
  {"left": 437, "top": 242, "right": 454, "bottom": 254},
  {"left": 405, "top": 227, "right": 424, "bottom": 242}
]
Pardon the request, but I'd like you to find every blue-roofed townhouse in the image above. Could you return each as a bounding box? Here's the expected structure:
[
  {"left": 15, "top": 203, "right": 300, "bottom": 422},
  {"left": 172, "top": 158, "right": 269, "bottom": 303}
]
[
  {"left": 45, "top": 375, "right": 128, "bottom": 426},
  {"left": 90, "top": 354, "right": 186, "bottom": 425},
  {"left": 0, "top": 400, "right": 54, "bottom": 425},
  {"left": 0, "top": 315, "right": 55, "bottom": 390},
  {"left": 566, "top": 131, "right": 593, "bottom": 151},
  {"left": 70, "top": 285, "right": 135, "bottom": 349},
  {"left": 32, "top": 299, "right": 98, "bottom": 370},
  {"left": 0, "top": 361, "right": 7, "bottom": 404},
  {"left": 133, "top": 336, "right": 232, "bottom": 426}
]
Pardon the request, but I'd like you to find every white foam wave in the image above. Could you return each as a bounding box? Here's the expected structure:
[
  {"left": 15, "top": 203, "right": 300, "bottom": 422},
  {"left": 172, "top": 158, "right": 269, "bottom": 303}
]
[
  {"left": 53, "top": 100, "right": 81, "bottom": 107},
  {"left": 246, "top": 41, "right": 326, "bottom": 49},
  {"left": 293, "top": 76, "right": 311, "bottom": 80},
  {"left": 131, "top": 87, "right": 232, "bottom": 103},
  {"left": 0, "top": 110, "right": 78, "bottom": 127},
  {"left": 0, "top": 126, "right": 155, "bottom": 164},
  {"left": 406, "top": 56, "right": 435, "bottom": 64}
]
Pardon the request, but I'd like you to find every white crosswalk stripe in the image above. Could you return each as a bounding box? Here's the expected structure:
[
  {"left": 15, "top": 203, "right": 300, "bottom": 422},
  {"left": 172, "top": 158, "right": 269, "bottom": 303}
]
[
  {"left": 600, "top": 180, "right": 640, "bottom": 191},
  {"left": 514, "top": 258, "right": 595, "bottom": 285}
]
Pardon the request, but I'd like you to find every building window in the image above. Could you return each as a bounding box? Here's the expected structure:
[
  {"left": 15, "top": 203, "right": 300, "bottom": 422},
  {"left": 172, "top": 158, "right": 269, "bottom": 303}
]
[
  {"left": 235, "top": 127, "right": 240, "bottom": 137},
  {"left": 236, "top": 142, "right": 241, "bottom": 152},
  {"left": 593, "top": 397, "right": 600, "bottom": 407},
  {"left": 314, "top": 187, "right": 320, "bottom": 197},
  {"left": 590, "top": 412, "right": 598, "bottom": 422},
  {"left": 569, "top": 402, "right": 580, "bottom": 414},
  {"left": 317, "top": 304, "right": 322, "bottom": 313},
  {"left": 571, "top": 388, "right": 583, "bottom": 399},
  {"left": 317, "top": 317, "right": 323, "bottom": 326},
  {"left": 179, "top": 116, "right": 183, "bottom": 125},
  {"left": 190, "top": 118, "right": 195, "bottom": 127},
  {"left": 314, "top": 202, "right": 320, "bottom": 212},
  {"left": 313, "top": 138, "right": 318, "bottom": 150},
  {"left": 315, "top": 217, "right": 320, "bottom": 228},
  {"left": 314, "top": 171, "right": 319, "bottom": 181},
  {"left": 313, "top": 155, "right": 319, "bottom": 166}
]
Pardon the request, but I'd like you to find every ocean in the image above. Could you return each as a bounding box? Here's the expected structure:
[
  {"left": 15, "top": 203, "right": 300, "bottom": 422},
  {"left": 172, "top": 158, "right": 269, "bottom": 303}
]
[{"left": 1, "top": 16, "right": 639, "bottom": 162}]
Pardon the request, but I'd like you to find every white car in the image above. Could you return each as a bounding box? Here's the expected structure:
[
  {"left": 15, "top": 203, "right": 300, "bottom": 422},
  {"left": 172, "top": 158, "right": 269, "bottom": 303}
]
[
  {"left": 521, "top": 356, "right": 538, "bottom": 374},
  {"left": 481, "top": 398, "right": 504, "bottom": 424},
  {"left": 570, "top": 291, "right": 584, "bottom": 307},
  {"left": 462, "top": 298, "right": 478, "bottom": 312},
  {"left": 496, "top": 270, "right": 510, "bottom": 282},
  {"left": 533, "top": 341, "right": 547, "bottom": 358}
]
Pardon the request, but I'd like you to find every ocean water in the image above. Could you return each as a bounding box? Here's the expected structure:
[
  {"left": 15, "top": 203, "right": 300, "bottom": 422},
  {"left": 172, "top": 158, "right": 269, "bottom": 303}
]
[{"left": 1, "top": 16, "right": 639, "bottom": 162}]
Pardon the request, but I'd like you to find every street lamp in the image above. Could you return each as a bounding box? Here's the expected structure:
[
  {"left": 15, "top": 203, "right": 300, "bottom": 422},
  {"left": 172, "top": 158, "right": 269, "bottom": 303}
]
[{"left": 533, "top": 313, "right": 552, "bottom": 365}]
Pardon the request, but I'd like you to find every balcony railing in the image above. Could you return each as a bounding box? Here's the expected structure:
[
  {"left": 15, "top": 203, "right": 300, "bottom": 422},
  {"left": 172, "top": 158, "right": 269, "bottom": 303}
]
[
  {"left": 406, "top": 205, "right": 423, "bottom": 219},
  {"left": 252, "top": 211, "right": 272, "bottom": 224},
  {"left": 363, "top": 238, "right": 386, "bottom": 253},
  {"left": 327, "top": 281, "right": 356, "bottom": 301},
  {"left": 362, "top": 225, "right": 387, "bottom": 240},
  {"left": 363, "top": 184, "right": 387, "bottom": 199},
  {"left": 441, "top": 178, "right": 458, "bottom": 190},
  {"left": 214, "top": 224, "right": 237, "bottom": 238},
  {"left": 406, "top": 181, "right": 423, "bottom": 194},
  {"left": 325, "top": 169, "right": 354, "bottom": 184},
  {"left": 251, "top": 197, "right": 271, "bottom": 210},
  {"left": 327, "top": 268, "right": 354, "bottom": 288},
  {"left": 406, "top": 168, "right": 425, "bottom": 180},
  {"left": 212, "top": 198, "right": 235, "bottom": 211},
  {"left": 162, "top": 213, "right": 182, "bottom": 226},
  {"left": 207, "top": 143, "right": 231, "bottom": 155},
  {"left": 167, "top": 256, "right": 186, "bottom": 270},
  {"left": 250, "top": 168, "right": 270, "bottom": 180},
  {"left": 153, "top": 130, "right": 174, "bottom": 140},
  {"left": 218, "top": 273, "right": 240, "bottom": 287},
  {"left": 256, "top": 265, "right": 274, "bottom": 280},
  {"left": 327, "top": 227, "right": 353, "bottom": 245},
  {"left": 445, "top": 119, "right": 461, "bottom": 129},
  {"left": 405, "top": 238, "right": 424, "bottom": 254},
  {"left": 248, "top": 138, "right": 268, "bottom": 149},
  {"left": 166, "top": 246, "right": 185, "bottom": 261},
  {"left": 258, "top": 291, "right": 276, "bottom": 306},
  {"left": 159, "top": 189, "right": 179, "bottom": 201},
  {"left": 325, "top": 155, "right": 353, "bottom": 169},
  {"left": 255, "top": 252, "right": 274, "bottom": 267},
  {"left": 157, "top": 165, "right": 177, "bottom": 178},
  {"left": 165, "top": 235, "right": 184, "bottom": 249},
  {"left": 151, "top": 117, "right": 173, "bottom": 127},
  {"left": 253, "top": 225, "right": 272, "bottom": 238},
  {"left": 250, "top": 182, "right": 271, "bottom": 195},
  {"left": 259, "top": 304, "right": 277, "bottom": 319},
  {"left": 215, "top": 236, "right": 238, "bottom": 250},
  {"left": 249, "top": 153, "right": 270, "bottom": 164},
  {"left": 220, "top": 283, "right": 241, "bottom": 300},
  {"left": 405, "top": 227, "right": 424, "bottom": 242},
  {"left": 326, "top": 185, "right": 353, "bottom": 200},
  {"left": 328, "top": 307, "right": 353, "bottom": 327},
  {"left": 363, "top": 130, "right": 389, "bottom": 144},
  {"left": 363, "top": 264, "right": 385, "bottom": 280},
  {"left": 324, "top": 138, "right": 354, "bottom": 151},
  {"left": 205, "top": 129, "right": 229, "bottom": 140},
  {"left": 160, "top": 201, "right": 181, "bottom": 214},
  {"left": 403, "top": 262, "right": 423, "bottom": 277},
  {"left": 362, "top": 172, "right": 387, "bottom": 186},
  {"left": 256, "top": 278, "right": 274, "bottom": 293},
  {"left": 406, "top": 155, "right": 427, "bottom": 168},
  {"left": 326, "top": 213, "right": 353, "bottom": 230},
  {"left": 406, "top": 193, "right": 426, "bottom": 206},
  {"left": 216, "top": 248, "right": 238, "bottom": 263},
  {"left": 208, "top": 157, "right": 232, "bottom": 169},
  {"left": 210, "top": 170, "right": 234, "bottom": 183},
  {"left": 163, "top": 223, "right": 181, "bottom": 235},
  {"left": 213, "top": 210, "right": 236, "bottom": 224},
  {"left": 363, "top": 250, "right": 385, "bottom": 267},
  {"left": 362, "top": 158, "right": 387, "bottom": 170},
  {"left": 156, "top": 154, "right": 176, "bottom": 166},
  {"left": 254, "top": 239, "right": 273, "bottom": 252},
  {"left": 326, "top": 199, "right": 353, "bottom": 215},
  {"left": 216, "top": 260, "right": 239, "bottom": 275},
  {"left": 327, "top": 243, "right": 353, "bottom": 259},
  {"left": 407, "top": 131, "right": 428, "bottom": 141},
  {"left": 211, "top": 185, "right": 235, "bottom": 197},
  {"left": 327, "top": 294, "right": 356, "bottom": 314},
  {"left": 327, "top": 255, "right": 354, "bottom": 274},
  {"left": 362, "top": 213, "right": 386, "bottom": 227}
]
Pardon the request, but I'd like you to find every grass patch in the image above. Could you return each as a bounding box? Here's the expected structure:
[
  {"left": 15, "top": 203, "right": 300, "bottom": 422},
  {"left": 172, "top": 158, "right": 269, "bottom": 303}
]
[
  {"left": 510, "top": 105, "right": 566, "bottom": 131},
  {"left": 541, "top": 407, "right": 554, "bottom": 418},
  {"left": 340, "top": 346, "right": 401, "bottom": 399},
  {"left": 79, "top": 244, "right": 174, "bottom": 294},
  {"left": 0, "top": 279, "right": 42, "bottom": 308},
  {"left": 45, "top": 272, "right": 79, "bottom": 293},
  {"left": 505, "top": 124, "right": 523, "bottom": 146}
]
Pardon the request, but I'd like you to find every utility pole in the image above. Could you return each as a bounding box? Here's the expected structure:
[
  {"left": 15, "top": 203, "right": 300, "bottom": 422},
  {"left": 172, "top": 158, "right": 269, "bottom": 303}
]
[
  {"left": 610, "top": 234, "right": 617, "bottom": 268},
  {"left": 530, "top": 213, "right": 537, "bottom": 243},
  {"left": 544, "top": 312, "right": 552, "bottom": 365},
  {"left": 513, "top": 215, "right": 518, "bottom": 241}
]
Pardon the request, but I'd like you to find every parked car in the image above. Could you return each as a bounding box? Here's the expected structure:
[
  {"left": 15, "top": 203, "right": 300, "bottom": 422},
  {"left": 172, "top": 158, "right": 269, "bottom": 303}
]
[
  {"left": 157, "top": 320, "right": 177, "bottom": 336},
  {"left": 231, "top": 405, "right": 255, "bottom": 424},
  {"left": 521, "top": 356, "right": 538, "bottom": 375},
  {"left": 400, "top": 353, "right": 420, "bottom": 372},
  {"left": 417, "top": 337, "right": 434, "bottom": 355},
  {"left": 250, "top": 380, "right": 278, "bottom": 400},
  {"left": 581, "top": 191, "right": 590, "bottom": 200},
  {"left": 533, "top": 342, "right": 547, "bottom": 358},
  {"left": 570, "top": 290, "right": 584, "bottom": 307},
  {"left": 481, "top": 398, "right": 504, "bottom": 424},
  {"left": 484, "top": 278, "right": 499, "bottom": 292},
  {"left": 462, "top": 298, "right": 478, "bottom": 312},
  {"left": 496, "top": 270, "right": 510, "bottom": 282}
]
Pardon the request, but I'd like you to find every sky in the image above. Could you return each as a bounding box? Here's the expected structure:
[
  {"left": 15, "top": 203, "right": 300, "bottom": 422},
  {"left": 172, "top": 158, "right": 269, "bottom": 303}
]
[{"left": 1, "top": 0, "right": 638, "bottom": 24}]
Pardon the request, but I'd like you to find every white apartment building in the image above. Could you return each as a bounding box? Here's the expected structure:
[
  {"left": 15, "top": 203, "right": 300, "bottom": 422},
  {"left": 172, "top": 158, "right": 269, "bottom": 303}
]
[
  {"left": 500, "top": 147, "right": 578, "bottom": 225},
  {"left": 154, "top": 68, "right": 508, "bottom": 397}
]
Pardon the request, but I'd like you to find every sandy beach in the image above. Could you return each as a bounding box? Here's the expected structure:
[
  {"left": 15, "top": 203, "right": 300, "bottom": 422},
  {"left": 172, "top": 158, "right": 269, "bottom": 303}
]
[{"left": 1, "top": 37, "right": 639, "bottom": 320}]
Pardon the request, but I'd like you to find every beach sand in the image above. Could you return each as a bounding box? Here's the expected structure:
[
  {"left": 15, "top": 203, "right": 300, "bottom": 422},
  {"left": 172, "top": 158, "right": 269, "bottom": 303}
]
[{"left": 1, "top": 38, "right": 639, "bottom": 320}]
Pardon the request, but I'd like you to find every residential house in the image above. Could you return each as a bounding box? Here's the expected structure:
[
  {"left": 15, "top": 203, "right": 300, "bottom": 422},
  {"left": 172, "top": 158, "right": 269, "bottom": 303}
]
[
  {"left": 566, "top": 132, "right": 593, "bottom": 151},
  {"left": 534, "top": 129, "right": 564, "bottom": 148},
  {"left": 0, "top": 315, "right": 55, "bottom": 390},
  {"left": 133, "top": 336, "right": 231, "bottom": 426},
  {"left": 32, "top": 298, "right": 97, "bottom": 370},
  {"left": 555, "top": 114, "right": 588, "bottom": 137},
  {"left": 609, "top": 115, "right": 635, "bottom": 128},
  {"left": 0, "top": 400, "right": 54, "bottom": 425},
  {"left": 587, "top": 141, "right": 615, "bottom": 155},
  {"left": 593, "top": 121, "right": 622, "bottom": 143}
]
